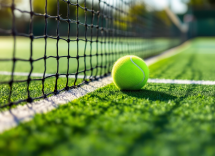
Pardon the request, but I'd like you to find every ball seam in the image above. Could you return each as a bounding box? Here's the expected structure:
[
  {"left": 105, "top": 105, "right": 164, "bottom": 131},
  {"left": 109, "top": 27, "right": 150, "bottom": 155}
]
[{"left": 130, "top": 56, "right": 145, "bottom": 88}]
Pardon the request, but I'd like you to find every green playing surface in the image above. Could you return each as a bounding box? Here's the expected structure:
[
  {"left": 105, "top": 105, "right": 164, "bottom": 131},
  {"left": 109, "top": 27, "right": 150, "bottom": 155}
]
[
  {"left": 0, "top": 37, "right": 177, "bottom": 74},
  {"left": 0, "top": 38, "right": 215, "bottom": 156},
  {"left": 0, "top": 37, "right": 180, "bottom": 107},
  {"left": 150, "top": 38, "right": 215, "bottom": 80}
]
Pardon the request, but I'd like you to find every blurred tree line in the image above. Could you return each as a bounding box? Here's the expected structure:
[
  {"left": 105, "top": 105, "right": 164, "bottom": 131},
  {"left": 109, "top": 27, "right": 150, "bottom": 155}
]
[
  {"left": 0, "top": 0, "right": 176, "bottom": 37},
  {"left": 180, "top": 0, "right": 215, "bottom": 37},
  {"left": 0, "top": 0, "right": 22, "bottom": 32},
  {"left": 125, "top": 1, "right": 176, "bottom": 37},
  {"left": 0, "top": 0, "right": 22, "bottom": 18},
  {"left": 182, "top": 0, "right": 215, "bottom": 9}
]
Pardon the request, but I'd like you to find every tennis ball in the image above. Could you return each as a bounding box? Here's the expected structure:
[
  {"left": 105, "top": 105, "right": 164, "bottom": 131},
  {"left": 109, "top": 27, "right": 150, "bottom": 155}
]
[{"left": 112, "top": 55, "right": 149, "bottom": 90}]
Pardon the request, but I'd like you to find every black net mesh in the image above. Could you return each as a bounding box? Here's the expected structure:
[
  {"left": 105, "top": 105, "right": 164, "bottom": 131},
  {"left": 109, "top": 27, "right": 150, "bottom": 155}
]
[{"left": 0, "top": 0, "right": 185, "bottom": 109}]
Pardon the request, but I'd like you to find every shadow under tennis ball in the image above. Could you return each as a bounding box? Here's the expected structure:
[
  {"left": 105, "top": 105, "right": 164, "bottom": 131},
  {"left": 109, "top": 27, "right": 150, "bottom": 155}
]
[{"left": 121, "top": 89, "right": 177, "bottom": 102}]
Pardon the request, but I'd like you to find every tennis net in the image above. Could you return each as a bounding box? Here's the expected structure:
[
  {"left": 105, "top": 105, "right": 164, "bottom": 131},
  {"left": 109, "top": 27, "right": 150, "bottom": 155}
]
[{"left": 0, "top": 0, "right": 186, "bottom": 109}]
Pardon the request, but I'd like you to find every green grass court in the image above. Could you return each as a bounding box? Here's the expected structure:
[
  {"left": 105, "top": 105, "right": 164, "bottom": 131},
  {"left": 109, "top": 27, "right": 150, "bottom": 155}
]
[
  {"left": 0, "top": 37, "right": 180, "bottom": 106},
  {"left": 0, "top": 38, "right": 215, "bottom": 156},
  {"left": 150, "top": 38, "right": 215, "bottom": 80},
  {"left": 0, "top": 37, "right": 179, "bottom": 75}
]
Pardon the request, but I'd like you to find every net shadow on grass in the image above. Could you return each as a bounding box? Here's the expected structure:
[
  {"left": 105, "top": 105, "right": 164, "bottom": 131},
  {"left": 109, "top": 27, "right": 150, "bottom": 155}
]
[
  {"left": 1, "top": 83, "right": 212, "bottom": 155},
  {"left": 173, "top": 51, "right": 197, "bottom": 80},
  {"left": 151, "top": 48, "right": 204, "bottom": 81},
  {"left": 121, "top": 51, "right": 201, "bottom": 155},
  {"left": 125, "top": 85, "right": 200, "bottom": 155},
  {"left": 0, "top": 0, "right": 185, "bottom": 108}
]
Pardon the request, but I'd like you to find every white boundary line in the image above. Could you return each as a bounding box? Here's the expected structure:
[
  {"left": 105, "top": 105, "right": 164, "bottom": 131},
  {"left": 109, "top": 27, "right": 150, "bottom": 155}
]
[
  {"left": 148, "top": 79, "right": 215, "bottom": 85},
  {"left": 0, "top": 41, "right": 190, "bottom": 78},
  {"left": 0, "top": 41, "right": 192, "bottom": 133},
  {"left": 144, "top": 40, "right": 190, "bottom": 66},
  {"left": 0, "top": 77, "right": 112, "bottom": 133}
]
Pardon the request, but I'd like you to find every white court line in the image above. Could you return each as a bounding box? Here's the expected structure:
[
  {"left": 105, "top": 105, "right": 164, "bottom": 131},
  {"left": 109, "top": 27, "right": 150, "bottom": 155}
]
[
  {"left": 0, "top": 41, "right": 191, "bottom": 78},
  {"left": 0, "top": 41, "right": 190, "bottom": 78},
  {"left": 0, "top": 41, "right": 192, "bottom": 133},
  {"left": 148, "top": 79, "right": 215, "bottom": 85},
  {"left": 0, "top": 77, "right": 112, "bottom": 133},
  {"left": 144, "top": 41, "right": 190, "bottom": 66},
  {"left": 2, "top": 78, "right": 214, "bottom": 133}
]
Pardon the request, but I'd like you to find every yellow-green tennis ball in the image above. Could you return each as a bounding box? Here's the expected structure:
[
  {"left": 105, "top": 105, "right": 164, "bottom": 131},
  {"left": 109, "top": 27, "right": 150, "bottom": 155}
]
[{"left": 112, "top": 55, "right": 149, "bottom": 90}]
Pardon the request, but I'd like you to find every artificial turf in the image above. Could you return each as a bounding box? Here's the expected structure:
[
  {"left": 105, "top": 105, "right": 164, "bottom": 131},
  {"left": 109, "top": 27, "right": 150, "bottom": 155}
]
[
  {"left": 0, "top": 37, "right": 215, "bottom": 155},
  {"left": 0, "top": 77, "right": 83, "bottom": 108},
  {"left": 0, "top": 83, "right": 215, "bottom": 156},
  {"left": 150, "top": 38, "right": 215, "bottom": 80},
  {"left": 0, "top": 36, "right": 179, "bottom": 108},
  {"left": 0, "top": 36, "right": 176, "bottom": 74}
]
